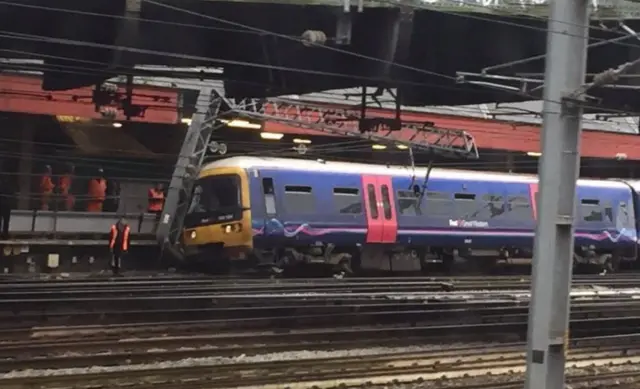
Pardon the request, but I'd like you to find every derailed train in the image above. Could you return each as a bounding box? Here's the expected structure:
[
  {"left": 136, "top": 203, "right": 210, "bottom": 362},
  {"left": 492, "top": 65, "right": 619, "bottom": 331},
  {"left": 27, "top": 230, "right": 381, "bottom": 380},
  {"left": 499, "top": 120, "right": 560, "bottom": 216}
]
[{"left": 182, "top": 156, "right": 640, "bottom": 274}]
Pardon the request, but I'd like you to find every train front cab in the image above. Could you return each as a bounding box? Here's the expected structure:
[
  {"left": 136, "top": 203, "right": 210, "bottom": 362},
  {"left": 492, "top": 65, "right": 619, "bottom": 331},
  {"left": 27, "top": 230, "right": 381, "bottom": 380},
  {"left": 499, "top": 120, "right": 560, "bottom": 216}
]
[
  {"left": 617, "top": 180, "right": 640, "bottom": 265},
  {"left": 182, "top": 166, "right": 253, "bottom": 270}
]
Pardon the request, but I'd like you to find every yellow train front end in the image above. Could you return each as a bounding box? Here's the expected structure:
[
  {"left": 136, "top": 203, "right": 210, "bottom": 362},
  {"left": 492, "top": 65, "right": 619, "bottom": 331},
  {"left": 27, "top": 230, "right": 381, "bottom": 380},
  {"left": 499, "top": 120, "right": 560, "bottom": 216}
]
[{"left": 182, "top": 165, "right": 253, "bottom": 272}]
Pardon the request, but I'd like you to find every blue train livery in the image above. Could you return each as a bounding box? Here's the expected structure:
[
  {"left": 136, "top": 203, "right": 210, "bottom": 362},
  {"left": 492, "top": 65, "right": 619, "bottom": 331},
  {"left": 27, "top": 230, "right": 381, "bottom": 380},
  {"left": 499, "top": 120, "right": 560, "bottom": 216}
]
[{"left": 182, "top": 156, "right": 639, "bottom": 274}]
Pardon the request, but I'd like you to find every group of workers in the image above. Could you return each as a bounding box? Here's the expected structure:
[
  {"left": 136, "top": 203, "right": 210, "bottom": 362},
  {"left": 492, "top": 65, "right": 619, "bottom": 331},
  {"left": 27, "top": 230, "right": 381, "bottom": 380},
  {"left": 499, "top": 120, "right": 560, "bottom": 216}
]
[
  {"left": 39, "top": 164, "right": 76, "bottom": 211},
  {"left": 36, "top": 164, "right": 167, "bottom": 275},
  {"left": 39, "top": 165, "right": 166, "bottom": 214}
]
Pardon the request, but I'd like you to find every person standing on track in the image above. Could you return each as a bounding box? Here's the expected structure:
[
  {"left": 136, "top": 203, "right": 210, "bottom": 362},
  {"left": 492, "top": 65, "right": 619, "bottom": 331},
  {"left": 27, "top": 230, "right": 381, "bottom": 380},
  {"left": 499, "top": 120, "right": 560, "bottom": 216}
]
[
  {"left": 109, "top": 217, "right": 131, "bottom": 275},
  {"left": 40, "top": 165, "right": 54, "bottom": 211},
  {"left": 87, "top": 168, "right": 107, "bottom": 212},
  {"left": 147, "top": 182, "right": 165, "bottom": 214},
  {"left": 0, "top": 177, "right": 14, "bottom": 239},
  {"left": 58, "top": 164, "right": 75, "bottom": 211}
]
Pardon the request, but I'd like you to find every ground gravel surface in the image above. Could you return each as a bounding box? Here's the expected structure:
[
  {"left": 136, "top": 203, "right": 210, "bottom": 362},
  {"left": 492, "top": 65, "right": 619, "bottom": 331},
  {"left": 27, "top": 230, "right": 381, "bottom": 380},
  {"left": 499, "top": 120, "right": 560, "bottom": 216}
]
[{"left": 0, "top": 341, "right": 498, "bottom": 378}]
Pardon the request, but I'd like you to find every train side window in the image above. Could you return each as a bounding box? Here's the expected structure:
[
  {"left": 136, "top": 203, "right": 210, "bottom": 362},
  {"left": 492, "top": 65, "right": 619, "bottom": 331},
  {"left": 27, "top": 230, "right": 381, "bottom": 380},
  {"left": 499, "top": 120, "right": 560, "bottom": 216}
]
[
  {"left": 473, "top": 194, "right": 505, "bottom": 219},
  {"left": 603, "top": 201, "right": 613, "bottom": 223},
  {"left": 381, "top": 185, "right": 392, "bottom": 220},
  {"left": 424, "top": 191, "right": 453, "bottom": 216},
  {"left": 454, "top": 192, "right": 476, "bottom": 217},
  {"left": 580, "top": 198, "right": 603, "bottom": 222},
  {"left": 617, "top": 201, "right": 630, "bottom": 229},
  {"left": 333, "top": 187, "right": 362, "bottom": 214},
  {"left": 284, "top": 185, "right": 315, "bottom": 214},
  {"left": 262, "top": 178, "right": 276, "bottom": 215},
  {"left": 397, "top": 190, "right": 420, "bottom": 216},
  {"left": 454, "top": 193, "right": 476, "bottom": 200},
  {"left": 367, "top": 184, "right": 379, "bottom": 219},
  {"left": 506, "top": 196, "right": 531, "bottom": 221}
]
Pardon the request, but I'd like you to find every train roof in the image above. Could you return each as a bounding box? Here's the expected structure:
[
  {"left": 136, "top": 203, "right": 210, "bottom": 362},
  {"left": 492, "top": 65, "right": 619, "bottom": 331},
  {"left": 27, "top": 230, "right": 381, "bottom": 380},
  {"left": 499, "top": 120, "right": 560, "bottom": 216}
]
[
  {"left": 203, "top": 157, "right": 627, "bottom": 189},
  {"left": 621, "top": 180, "right": 640, "bottom": 193}
]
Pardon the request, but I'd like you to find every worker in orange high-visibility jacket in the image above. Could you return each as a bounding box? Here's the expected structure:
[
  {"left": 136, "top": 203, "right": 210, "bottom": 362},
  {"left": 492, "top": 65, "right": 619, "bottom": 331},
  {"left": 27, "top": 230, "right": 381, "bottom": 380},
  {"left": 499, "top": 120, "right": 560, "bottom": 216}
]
[
  {"left": 87, "top": 168, "right": 107, "bottom": 212},
  {"left": 58, "top": 164, "right": 75, "bottom": 211},
  {"left": 40, "top": 165, "right": 54, "bottom": 210},
  {"left": 147, "top": 183, "right": 165, "bottom": 213},
  {"left": 109, "top": 218, "right": 130, "bottom": 275}
]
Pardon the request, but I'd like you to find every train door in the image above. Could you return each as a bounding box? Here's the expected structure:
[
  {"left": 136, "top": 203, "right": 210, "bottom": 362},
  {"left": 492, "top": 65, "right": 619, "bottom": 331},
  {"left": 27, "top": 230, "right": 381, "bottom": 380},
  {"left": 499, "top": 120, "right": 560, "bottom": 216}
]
[
  {"left": 378, "top": 176, "right": 398, "bottom": 243},
  {"left": 361, "top": 175, "right": 398, "bottom": 244},
  {"left": 362, "top": 175, "right": 383, "bottom": 243},
  {"left": 261, "top": 177, "right": 278, "bottom": 236},
  {"left": 528, "top": 183, "right": 539, "bottom": 221}
]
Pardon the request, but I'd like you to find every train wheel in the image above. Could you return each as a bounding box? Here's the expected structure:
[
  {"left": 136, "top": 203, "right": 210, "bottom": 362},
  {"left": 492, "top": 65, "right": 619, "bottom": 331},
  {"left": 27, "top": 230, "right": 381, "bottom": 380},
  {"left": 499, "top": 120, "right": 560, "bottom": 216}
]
[
  {"left": 479, "top": 258, "right": 498, "bottom": 274},
  {"left": 207, "top": 259, "right": 231, "bottom": 275},
  {"left": 601, "top": 254, "right": 620, "bottom": 274},
  {"left": 441, "top": 253, "right": 455, "bottom": 274}
]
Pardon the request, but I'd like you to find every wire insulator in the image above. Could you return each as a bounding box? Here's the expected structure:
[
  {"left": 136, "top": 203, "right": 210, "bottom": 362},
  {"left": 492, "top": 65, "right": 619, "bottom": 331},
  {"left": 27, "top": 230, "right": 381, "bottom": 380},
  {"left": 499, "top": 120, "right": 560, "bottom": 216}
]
[
  {"left": 301, "top": 30, "right": 327, "bottom": 47},
  {"left": 101, "top": 83, "right": 118, "bottom": 93},
  {"left": 100, "top": 107, "right": 118, "bottom": 119}
]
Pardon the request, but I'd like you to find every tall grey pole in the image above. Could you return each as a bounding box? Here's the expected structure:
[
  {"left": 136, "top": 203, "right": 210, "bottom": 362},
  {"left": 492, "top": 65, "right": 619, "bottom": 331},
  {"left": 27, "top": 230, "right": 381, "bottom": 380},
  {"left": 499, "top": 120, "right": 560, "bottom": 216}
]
[{"left": 524, "top": 0, "right": 589, "bottom": 388}]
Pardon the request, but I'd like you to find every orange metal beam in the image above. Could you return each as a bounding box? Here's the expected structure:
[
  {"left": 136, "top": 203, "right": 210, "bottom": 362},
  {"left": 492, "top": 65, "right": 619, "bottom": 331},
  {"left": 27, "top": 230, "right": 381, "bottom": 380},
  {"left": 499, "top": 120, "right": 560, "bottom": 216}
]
[
  {"left": 263, "top": 102, "right": 640, "bottom": 160},
  {"left": 0, "top": 74, "right": 178, "bottom": 124}
]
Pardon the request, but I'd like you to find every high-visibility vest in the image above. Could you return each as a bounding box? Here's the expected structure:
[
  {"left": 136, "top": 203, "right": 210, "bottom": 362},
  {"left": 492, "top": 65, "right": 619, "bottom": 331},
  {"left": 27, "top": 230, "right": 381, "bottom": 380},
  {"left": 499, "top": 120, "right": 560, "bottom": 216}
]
[
  {"left": 89, "top": 179, "right": 106, "bottom": 202},
  {"left": 109, "top": 224, "right": 131, "bottom": 251},
  {"left": 148, "top": 189, "right": 164, "bottom": 212},
  {"left": 40, "top": 175, "right": 54, "bottom": 194},
  {"left": 58, "top": 175, "right": 72, "bottom": 195}
]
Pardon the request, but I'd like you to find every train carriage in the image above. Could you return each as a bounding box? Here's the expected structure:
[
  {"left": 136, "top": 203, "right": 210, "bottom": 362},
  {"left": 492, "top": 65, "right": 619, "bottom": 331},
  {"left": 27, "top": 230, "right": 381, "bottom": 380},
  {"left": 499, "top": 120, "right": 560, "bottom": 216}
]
[{"left": 182, "top": 156, "right": 639, "bottom": 274}]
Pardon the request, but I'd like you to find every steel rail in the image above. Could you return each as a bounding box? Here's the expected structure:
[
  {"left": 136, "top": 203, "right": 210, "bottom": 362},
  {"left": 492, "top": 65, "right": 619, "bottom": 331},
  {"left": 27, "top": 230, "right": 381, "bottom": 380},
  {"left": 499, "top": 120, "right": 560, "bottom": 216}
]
[
  {"left": 3, "top": 298, "right": 640, "bottom": 339},
  {"left": 3, "top": 286, "right": 639, "bottom": 307},
  {"left": 1, "top": 273, "right": 639, "bottom": 290},
  {"left": 3, "top": 313, "right": 640, "bottom": 368},
  {"left": 1, "top": 331, "right": 640, "bottom": 373},
  {"left": 4, "top": 297, "right": 637, "bottom": 329},
  {"left": 1, "top": 341, "right": 638, "bottom": 389}
]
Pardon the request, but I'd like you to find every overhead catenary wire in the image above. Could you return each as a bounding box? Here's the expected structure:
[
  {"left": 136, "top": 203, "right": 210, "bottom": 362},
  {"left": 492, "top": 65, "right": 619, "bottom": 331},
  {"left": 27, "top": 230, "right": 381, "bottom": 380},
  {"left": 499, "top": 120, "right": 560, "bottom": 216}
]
[
  {"left": 0, "top": 0, "right": 638, "bottom": 124},
  {"left": 3, "top": 61, "right": 637, "bottom": 133},
  {"left": 3, "top": 80, "right": 639, "bottom": 166},
  {"left": 0, "top": 0, "right": 636, "bottom": 171},
  {"left": 2, "top": 0, "right": 640, "bottom": 117},
  {"left": 3, "top": 66, "right": 639, "bottom": 158},
  {"left": 3, "top": 0, "right": 640, "bottom": 58},
  {"left": 0, "top": 131, "right": 631, "bottom": 174},
  {"left": 2, "top": 0, "right": 639, "bottom": 114},
  {"left": 1, "top": 13, "right": 638, "bottom": 121}
]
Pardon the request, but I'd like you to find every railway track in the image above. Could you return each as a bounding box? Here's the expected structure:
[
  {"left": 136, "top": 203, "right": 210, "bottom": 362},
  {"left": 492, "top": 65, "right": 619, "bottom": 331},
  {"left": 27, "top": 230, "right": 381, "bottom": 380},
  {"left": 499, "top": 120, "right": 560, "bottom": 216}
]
[
  {"left": 1, "top": 334, "right": 639, "bottom": 389},
  {"left": 3, "top": 287, "right": 640, "bottom": 333},
  {"left": 2, "top": 273, "right": 640, "bottom": 296},
  {"left": 3, "top": 300, "right": 640, "bottom": 368},
  {"left": 1, "top": 275, "right": 640, "bottom": 388},
  {"left": 5, "top": 274, "right": 638, "bottom": 331}
]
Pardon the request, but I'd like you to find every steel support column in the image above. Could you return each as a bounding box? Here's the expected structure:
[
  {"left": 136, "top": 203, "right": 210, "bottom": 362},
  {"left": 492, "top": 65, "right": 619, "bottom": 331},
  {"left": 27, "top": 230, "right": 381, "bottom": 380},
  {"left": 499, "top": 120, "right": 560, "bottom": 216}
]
[
  {"left": 156, "top": 88, "right": 223, "bottom": 251},
  {"left": 524, "top": 0, "right": 589, "bottom": 389}
]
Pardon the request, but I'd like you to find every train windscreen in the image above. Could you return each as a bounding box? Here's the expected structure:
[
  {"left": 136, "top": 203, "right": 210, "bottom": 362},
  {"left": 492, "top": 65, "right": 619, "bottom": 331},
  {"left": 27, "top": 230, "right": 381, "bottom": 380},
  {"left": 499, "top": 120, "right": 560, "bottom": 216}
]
[{"left": 185, "top": 174, "right": 242, "bottom": 227}]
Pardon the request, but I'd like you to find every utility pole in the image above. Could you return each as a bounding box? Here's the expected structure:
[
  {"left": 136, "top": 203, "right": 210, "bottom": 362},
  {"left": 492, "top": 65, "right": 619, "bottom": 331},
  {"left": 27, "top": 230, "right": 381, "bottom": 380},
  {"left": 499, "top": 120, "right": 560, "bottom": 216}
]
[{"left": 524, "top": 0, "right": 589, "bottom": 389}]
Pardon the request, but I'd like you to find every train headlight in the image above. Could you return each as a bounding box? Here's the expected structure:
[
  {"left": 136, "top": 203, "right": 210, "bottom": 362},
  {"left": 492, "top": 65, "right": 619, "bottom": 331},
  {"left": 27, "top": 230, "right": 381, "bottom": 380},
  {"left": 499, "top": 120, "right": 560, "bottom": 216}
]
[
  {"left": 190, "top": 231, "right": 197, "bottom": 239},
  {"left": 222, "top": 223, "right": 243, "bottom": 233}
]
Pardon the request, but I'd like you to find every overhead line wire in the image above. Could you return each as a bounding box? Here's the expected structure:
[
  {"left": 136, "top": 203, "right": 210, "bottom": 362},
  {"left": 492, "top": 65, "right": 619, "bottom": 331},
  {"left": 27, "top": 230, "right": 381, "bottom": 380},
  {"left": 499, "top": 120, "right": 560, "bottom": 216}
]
[
  {"left": 2, "top": 0, "right": 640, "bottom": 120},
  {"left": 0, "top": 9, "right": 638, "bottom": 118},
  {"left": 2, "top": 60, "right": 638, "bottom": 148},
  {"left": 3, "top": 0, "right": 640, "bottom": 55},
  {"left": 0, "top": 0, "right": 626, "bottom": 158}
]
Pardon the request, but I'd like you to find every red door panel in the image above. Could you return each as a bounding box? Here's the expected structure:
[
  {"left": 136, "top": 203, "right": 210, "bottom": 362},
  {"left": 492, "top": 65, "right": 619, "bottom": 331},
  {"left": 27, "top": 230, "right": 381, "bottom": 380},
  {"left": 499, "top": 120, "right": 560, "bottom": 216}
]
[
  {"left": 362, "top": 175, "right": 383, "bottom": 243},
  {"left": 378, "top": 176, "right": 398, "bottom": 243},
  {"left": 528, "top": 183, "right": 539, "bottom": 221}
]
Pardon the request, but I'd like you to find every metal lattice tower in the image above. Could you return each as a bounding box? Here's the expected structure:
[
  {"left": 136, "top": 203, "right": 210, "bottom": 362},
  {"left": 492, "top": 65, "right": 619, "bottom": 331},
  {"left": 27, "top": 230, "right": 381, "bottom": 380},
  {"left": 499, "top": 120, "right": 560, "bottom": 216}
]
[{"left": 156, "top": 86, "right": 481, "bottom": 259}]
